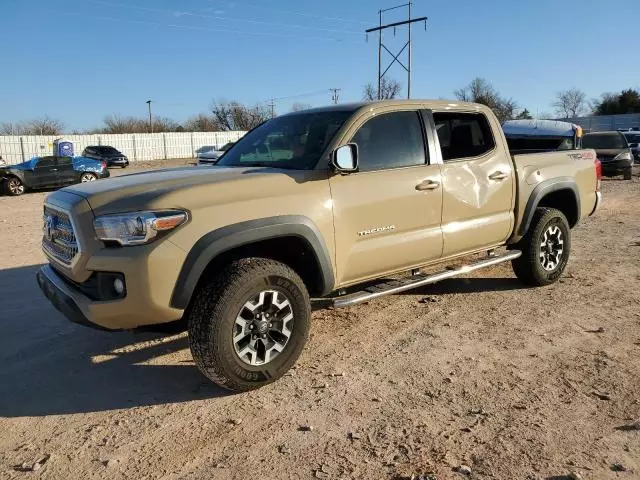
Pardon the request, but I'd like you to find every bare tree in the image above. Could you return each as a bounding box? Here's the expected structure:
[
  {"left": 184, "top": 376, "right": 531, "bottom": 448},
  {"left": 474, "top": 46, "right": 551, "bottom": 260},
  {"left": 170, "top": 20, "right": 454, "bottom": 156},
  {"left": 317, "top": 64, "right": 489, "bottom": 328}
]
[
  {"left": 552, "top": 88, "right": 587, "bottom": 118},
  {"left": 454, "top": 77, "right": 517, "bottom": 122},
  {"left": 363, "top": 77, "right": 402, "bottom": 101},
  {"left": 184, "top": 113, "right": 219, "bottom": 132},
  {"left": 291, "top": 102, "right": 313, "bottom": 112},
  {"left": 0, "top": 121, "right": 27, "bottom": 135},
  {"left": 22, "top": 116, "right": 65, "bottom": 135},
  {"left": 99, "top": 114, "right": 180, "bottom": 133},
  {"left": 211, "top": 101, "right": 271, "bottom": 131}
]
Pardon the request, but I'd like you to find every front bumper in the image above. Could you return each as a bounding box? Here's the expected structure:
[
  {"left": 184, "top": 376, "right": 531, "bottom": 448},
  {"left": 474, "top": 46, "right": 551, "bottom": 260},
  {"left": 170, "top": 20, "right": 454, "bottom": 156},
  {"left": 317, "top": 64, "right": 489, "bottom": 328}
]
[
  {"left": 601, "top": 159, "right": 632, "bottom": 175},
  {"left": 107, "top": 158, "right": 129, "bottom": 167},
  {"left": 37, "top": 265, "right": 112, "bottom": 331}
]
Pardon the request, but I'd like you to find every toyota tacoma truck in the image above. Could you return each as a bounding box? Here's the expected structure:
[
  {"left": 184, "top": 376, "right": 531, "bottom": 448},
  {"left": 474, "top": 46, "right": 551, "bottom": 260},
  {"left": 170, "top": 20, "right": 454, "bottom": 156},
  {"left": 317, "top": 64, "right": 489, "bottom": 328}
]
[{"left": 36, "top": 100, "right": 602, "bottom": 392}]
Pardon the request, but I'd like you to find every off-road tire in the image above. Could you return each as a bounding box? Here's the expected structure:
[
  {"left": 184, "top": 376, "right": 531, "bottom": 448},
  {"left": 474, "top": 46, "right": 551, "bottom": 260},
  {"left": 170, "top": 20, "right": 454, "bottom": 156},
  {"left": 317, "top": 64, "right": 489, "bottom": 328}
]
[
  {"left": 512, "top": 207, "right": 571, "bottom": 286},
  {"left": 623, "top": 168, "right": 632, "bottom": 180},
  {"left": 188, "top": 257, "right": 310, "bottom": 392}
]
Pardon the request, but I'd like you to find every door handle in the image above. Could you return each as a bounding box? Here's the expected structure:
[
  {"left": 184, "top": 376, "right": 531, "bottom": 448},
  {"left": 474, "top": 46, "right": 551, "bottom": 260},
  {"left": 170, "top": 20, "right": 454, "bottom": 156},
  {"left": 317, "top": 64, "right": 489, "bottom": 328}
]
[
  {"left": 415, "top": 179, "right": 440, "bottom": 191},
  {"left": 50, "top": 168, "right": 58, "bottom": 172},
  {"left": 488, "top": 171, "right": 508, "bottom": 181}
]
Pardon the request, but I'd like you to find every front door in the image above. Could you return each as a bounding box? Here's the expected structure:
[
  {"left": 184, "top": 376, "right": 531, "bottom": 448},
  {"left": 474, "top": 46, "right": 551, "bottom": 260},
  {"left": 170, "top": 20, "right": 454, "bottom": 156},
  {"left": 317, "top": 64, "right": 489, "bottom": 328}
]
[
  {"left": 329, "top": 109, "right": 443, "bottom": 287},
  {"left": 433, "top": 111, "right": 515, "bottom": 257}
]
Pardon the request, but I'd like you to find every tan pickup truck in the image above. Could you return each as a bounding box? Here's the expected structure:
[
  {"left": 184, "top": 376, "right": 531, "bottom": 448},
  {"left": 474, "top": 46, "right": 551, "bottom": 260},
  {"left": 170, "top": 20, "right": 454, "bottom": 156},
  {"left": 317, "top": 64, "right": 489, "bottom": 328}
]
[{"left": 36, "top": 100, "right": 601, "bottom": 391}]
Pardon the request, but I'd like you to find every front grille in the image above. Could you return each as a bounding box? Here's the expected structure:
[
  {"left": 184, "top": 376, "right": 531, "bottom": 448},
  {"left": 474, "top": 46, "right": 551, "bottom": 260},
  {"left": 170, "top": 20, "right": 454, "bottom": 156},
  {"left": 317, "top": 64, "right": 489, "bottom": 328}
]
[
  {"left": 598, "top": 155, "right": 615, "bottom": 163},
  {"left": 42, "top": 206, "right": 79, "bottom": 266}
]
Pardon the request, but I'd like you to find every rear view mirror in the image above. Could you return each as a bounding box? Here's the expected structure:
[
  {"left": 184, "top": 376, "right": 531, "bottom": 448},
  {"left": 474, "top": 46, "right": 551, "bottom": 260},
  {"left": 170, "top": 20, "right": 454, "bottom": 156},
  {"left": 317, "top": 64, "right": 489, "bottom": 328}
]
[{"left": 332, "top": 144, "right": 358, "bottom": 173}]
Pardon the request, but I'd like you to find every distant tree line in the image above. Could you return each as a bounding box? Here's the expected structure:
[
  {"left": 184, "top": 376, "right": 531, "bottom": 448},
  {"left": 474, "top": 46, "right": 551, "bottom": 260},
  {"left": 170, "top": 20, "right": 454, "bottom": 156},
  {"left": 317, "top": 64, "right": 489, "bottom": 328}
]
[{"left": 4, "top": 82, "right": 640, "bottom": 136}]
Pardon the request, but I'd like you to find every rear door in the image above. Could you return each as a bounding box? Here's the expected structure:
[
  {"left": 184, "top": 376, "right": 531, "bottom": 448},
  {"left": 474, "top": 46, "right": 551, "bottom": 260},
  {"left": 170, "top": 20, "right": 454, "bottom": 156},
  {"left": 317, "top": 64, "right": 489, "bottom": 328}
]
[
  {"left": 329, "top": 109, "right": 444, "bottom": 286},
  {"left": 433, "top": 111, "right": 515, "bottom": 256},
  {"left": 32, "top": 156, "right": 57, "bottom": 187},
  {"left": 56, "top": 156, "right": 76, "bottom": 184}
]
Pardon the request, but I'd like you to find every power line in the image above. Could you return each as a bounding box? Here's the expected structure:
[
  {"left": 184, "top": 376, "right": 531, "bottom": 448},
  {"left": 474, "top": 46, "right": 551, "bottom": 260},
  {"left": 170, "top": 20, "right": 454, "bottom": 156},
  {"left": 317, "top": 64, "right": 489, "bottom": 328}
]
[
  {"left": 88, "top": 0, "right": 363, "bottom": 36},
  {"left": 53, "top": 11, "right": 355, "bottom": 43},
  {"left": 207, "top": 0, "right": 370, "bottom": 26}
]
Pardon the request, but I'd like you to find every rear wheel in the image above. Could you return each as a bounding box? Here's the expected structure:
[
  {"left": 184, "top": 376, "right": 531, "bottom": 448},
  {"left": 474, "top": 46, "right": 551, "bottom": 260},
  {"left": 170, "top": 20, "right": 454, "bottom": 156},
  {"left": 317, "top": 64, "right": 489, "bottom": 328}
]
[
  {"left": 80, "top": 172, "right": 97, "bottom": 182},
  {"left": 512, "top": 207, "right": 571, "bottom": 286},
  {"left": 623, "top": 168, "right": 632, "bottom": 180},
  {"left": 188, "top": 257, "right": 310, "bottom": 392},
  {"left": 6, "top": 177, "right": 24, "bottom": 196}
]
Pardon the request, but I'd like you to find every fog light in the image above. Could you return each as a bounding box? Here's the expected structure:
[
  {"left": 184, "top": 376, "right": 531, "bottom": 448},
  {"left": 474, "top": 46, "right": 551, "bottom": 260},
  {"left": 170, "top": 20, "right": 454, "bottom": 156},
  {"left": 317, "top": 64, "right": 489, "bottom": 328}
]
[{"left": 113, "top": 278, "right": 125, "bottom": 295}]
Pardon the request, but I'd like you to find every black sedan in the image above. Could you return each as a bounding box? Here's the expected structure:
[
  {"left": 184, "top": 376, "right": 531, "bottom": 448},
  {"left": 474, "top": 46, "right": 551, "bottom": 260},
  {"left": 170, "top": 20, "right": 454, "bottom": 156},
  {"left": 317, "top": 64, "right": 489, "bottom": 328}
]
[
  {"left": 82, "top": 145, "right": 129, "bottom": 168},
  {"left": 0, "top": 156, "right": 110, "bottom": 196}
]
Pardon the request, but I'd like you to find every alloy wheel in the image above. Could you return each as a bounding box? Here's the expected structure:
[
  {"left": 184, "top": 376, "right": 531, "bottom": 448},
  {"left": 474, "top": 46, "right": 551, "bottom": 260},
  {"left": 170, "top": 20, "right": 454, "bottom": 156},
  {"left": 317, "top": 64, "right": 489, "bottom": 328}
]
[
  {"left": 539, "top": 225, "right": 564, "bottom": 271},
  {"left": 232, "top": 290, "right": 294, "bottom": 366},
  {"left": 8, "top": 178, "right": 24, "bottom": 195}
]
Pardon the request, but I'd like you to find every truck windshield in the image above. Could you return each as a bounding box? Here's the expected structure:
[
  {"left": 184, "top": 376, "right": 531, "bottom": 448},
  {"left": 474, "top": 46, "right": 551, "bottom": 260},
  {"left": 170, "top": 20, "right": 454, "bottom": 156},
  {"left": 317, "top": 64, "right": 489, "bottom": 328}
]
[
  {"left": 216, "top": 111, "right": 352, "bottom": 170},
  {"left": 582, "top": 134, "right": 627, "bottom": 149}
]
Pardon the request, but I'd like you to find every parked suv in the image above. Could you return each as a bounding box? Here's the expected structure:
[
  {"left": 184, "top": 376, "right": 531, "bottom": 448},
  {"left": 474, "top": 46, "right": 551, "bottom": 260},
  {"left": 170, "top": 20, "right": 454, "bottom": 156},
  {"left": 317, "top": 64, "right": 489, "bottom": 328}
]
[
  {"left": 37, "top": 100, "right": 601, "bottom": 392},
  {"left": 582, "top": 131, "right": 633, "bottom": 180},
  {"left": 82, "top": 146, "right": 129, "bottom": 168},
  {"left": 621, "top": 131, "right": 640, "bottom": 162}
]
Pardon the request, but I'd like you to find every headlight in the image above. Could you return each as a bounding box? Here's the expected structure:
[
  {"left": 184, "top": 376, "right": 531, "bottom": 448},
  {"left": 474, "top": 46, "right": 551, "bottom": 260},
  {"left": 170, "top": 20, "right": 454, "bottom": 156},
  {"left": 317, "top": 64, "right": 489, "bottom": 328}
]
[
  {"left": 613, "top": 152, "right": 632, "bottom": 161},
  {"left": 94, "top": 210, "right": 188, "bottom": 246}
]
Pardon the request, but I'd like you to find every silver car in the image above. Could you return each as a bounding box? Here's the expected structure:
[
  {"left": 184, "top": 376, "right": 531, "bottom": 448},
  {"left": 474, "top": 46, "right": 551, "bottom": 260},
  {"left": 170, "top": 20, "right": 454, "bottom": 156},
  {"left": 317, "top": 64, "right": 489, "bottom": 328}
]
[{"left": 197, "top": 142, "right": 234, "bottom": 165}]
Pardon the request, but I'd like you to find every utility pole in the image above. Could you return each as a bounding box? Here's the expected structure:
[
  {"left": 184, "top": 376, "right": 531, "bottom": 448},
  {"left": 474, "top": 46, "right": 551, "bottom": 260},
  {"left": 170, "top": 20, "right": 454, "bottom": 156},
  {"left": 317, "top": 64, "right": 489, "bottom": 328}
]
[
  {"left": 330, "top": 88, "right": 341, "bottom": 104},
  {"left": 366, "top": 3, "right": 427, "bottom": 100},
  {"left": 146, "top": 99, "right": 153, "bottom": 133}
]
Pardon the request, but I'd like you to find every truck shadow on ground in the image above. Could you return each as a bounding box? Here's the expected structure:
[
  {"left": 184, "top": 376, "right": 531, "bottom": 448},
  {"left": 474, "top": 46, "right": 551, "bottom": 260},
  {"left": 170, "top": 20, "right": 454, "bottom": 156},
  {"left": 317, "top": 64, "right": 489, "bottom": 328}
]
[{"left": 0, "top": 264, "right": 228, "bottom": 418}]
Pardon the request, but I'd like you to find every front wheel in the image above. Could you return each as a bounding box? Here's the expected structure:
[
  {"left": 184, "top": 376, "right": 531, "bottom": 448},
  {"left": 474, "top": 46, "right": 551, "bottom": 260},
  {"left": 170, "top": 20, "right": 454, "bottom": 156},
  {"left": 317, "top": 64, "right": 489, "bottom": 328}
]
[
  {"left": 512, "top": 207, "right": 571, "bottom": 286},
  {"left": 5, "top": 177, "right": 25, "bottom": 196},
  {"left": 80, "top": 172, "right": 97, "bottom": 183},
  {"left": 188, "top": 257, "right": 310, "bottom": 392}
]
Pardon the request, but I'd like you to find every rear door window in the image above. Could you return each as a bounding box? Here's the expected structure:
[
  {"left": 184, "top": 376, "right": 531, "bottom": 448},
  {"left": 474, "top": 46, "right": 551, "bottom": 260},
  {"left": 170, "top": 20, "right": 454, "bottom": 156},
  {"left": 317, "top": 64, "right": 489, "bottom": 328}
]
[{"left": 433, "top": 112, "right": 495, "bottom": 161}]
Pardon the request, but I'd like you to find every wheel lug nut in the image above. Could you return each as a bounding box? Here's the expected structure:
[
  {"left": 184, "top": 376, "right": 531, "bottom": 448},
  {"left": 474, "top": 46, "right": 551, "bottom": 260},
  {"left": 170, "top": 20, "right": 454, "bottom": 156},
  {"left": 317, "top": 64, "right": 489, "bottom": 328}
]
[
  {"left": 269, "top": 323, "right": 272, "bottom": 328},
  {"left": 261, "top": 334, "right": 266, "bottom": 339},
  {"left": 249, "top": 325, "right": 254, "bottom": 330}
]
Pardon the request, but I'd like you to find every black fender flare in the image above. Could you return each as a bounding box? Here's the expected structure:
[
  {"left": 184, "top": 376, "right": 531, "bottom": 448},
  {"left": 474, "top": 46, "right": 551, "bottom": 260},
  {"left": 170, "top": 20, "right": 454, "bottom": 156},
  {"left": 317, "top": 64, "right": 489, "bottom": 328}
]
[
  {"left": 170, "top": 215, "right": 335, "bottom": 309},
  {"left": 518, "top": 177, "right": 580, "bottom": 236}
]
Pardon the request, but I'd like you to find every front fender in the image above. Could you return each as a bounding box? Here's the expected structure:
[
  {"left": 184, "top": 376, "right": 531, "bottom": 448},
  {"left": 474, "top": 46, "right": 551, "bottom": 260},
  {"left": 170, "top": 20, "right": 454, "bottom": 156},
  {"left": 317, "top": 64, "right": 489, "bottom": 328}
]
[{"left": 170, "top": 215, "right": 335, "bottom": 309}]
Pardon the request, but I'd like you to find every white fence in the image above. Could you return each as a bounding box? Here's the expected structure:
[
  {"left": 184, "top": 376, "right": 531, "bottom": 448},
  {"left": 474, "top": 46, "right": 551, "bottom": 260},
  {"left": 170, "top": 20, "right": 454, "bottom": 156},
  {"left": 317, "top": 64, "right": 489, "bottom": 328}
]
[{"left": 0, "top": 131, "right": 247, "bottom": 165}]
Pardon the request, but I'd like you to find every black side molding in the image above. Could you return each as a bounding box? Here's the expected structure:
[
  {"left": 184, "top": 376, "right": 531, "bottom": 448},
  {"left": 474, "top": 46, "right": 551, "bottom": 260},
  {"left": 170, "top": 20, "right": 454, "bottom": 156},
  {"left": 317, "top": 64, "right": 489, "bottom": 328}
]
[
  {"left": 518, "top": 177, "right": 580, "bottom": 236},
  {"left": 170, "top": 215, "right": 335, "bottom": 309}
]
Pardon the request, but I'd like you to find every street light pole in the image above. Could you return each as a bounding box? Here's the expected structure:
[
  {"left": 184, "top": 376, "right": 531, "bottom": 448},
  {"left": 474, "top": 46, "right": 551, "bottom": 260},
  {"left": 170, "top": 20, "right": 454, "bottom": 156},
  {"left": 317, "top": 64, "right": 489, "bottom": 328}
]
[{"left": 146, "top": 100, "right": 153, "bottom": 133}]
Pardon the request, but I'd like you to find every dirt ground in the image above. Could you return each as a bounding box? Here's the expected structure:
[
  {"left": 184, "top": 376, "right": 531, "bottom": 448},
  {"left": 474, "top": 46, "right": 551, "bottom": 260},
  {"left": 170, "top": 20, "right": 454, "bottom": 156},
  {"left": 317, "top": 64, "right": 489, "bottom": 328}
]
[{"left": 1, "top": 161, "right": 639, "bottom": 480}]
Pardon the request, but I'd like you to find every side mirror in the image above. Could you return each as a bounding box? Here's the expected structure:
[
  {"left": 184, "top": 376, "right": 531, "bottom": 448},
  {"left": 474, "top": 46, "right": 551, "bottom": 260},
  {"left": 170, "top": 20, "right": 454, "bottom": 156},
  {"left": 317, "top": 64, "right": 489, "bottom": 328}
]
[{"left": 332, "top": 144, "right": 358, "bottom": 173}]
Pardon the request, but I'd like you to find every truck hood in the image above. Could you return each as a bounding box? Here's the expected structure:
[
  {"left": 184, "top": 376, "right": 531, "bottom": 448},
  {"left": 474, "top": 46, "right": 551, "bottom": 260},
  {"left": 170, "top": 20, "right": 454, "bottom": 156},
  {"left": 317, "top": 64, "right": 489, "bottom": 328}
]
[{"left": 60, "top": 166, "right": 320, "bottom": 215}]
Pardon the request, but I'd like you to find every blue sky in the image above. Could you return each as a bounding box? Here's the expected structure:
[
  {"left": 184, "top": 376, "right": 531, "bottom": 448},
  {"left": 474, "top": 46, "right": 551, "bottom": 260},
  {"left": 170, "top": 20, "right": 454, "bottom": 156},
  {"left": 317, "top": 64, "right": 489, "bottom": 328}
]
[{"left": 1, "top": 0, "right": 638, "bottom": 131}]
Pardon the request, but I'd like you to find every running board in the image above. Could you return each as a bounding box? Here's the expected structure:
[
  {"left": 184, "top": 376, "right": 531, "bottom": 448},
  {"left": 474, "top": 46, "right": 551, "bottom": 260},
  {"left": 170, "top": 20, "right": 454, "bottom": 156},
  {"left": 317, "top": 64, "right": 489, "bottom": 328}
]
[{"left": 332, "top": 250, "right": 522, "bottom": 308}]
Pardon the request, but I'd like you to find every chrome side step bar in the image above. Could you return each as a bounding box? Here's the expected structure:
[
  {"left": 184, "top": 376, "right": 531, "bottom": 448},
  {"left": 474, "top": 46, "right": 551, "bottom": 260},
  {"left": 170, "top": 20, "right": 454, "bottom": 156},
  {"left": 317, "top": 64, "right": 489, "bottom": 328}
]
[{"left": 332, "top": 250, "right": 522, "bottom": 308}]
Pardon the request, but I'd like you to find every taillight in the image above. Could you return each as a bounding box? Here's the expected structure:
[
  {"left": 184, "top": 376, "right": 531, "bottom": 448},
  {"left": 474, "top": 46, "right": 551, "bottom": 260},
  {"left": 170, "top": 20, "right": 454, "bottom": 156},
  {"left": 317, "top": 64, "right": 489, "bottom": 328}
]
[
  {"left": 101, "top": 161, "right": 107, "bottom": 169},
  {"left": 594, "top": 158, "right": 602, "bottom": 191}
]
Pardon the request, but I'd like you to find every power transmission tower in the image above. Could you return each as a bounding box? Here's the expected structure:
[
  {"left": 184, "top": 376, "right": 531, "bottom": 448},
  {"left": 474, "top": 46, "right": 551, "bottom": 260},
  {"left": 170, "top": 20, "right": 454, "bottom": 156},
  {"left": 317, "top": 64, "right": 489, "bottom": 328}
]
[
  {"left": 366, "top": 3, "right": 427, "bottom": 100},
  {"left": 268, "top": 99, "right": 275, "bottom": 118},
  {"left": 330, "top": 88, "right": 341, "bottom": 104}
]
